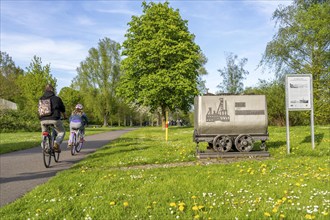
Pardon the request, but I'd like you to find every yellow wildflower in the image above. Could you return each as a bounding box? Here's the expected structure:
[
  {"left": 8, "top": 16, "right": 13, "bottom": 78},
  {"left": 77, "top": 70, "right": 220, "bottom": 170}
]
[
  {"left": 170, "top": 202, "right": 176, "bottom": 207},
  {"left": 191, "top": 195, "right": 197, "bottom": 199},
  {"left": 123, "top": 201, "right": 129, "bottom": 207},
  {"left": 305, "top": 214, "right": 315, "bottom": 219},
  {"left": 194, "top": 215, "right": 200, "bottom": 219},
  {"left": 280, "top": 214, "right": 285, "bottom": 219},
  {"left": 192, "top": 205, "right": 199, "bottom": 211},
  {"left": 179, "top": 205, "right": 185, "bottom": 212},
  {"left": 321, "top": 211, "right": 328, "bottom": 216},
  {"left": 264, "top": 212, "right": 271, "bottom": 217},
  {"left": 272, "top": 208, "right": 278, "bottom": 213},
  {"left": 109, "top": 201, "right": 116, "bottom": 206}
]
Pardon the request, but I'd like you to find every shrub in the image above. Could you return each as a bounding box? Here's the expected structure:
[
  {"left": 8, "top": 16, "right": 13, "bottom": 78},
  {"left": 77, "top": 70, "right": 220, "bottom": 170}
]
[{"left": 0, "top": 110, "right": 40, "bottom": 132}]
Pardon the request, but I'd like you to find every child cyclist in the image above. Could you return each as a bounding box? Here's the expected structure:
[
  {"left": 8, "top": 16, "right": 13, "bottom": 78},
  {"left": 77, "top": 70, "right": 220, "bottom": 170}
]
[{"left": 68, "top": 104, "right": 88, "bottom": 147}]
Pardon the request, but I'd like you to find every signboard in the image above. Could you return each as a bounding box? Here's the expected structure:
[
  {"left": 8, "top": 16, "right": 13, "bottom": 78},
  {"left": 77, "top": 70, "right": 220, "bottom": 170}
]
[
  {"left": 286, "top": 75, "right": 312, "bottom": 110},
  {"left": 285, "top": 74, "right": 314, "bottom": 154}
]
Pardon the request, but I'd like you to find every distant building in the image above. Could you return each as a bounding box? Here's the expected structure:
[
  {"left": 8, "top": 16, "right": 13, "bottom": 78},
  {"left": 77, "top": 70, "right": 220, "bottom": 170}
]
[{"left": 0, "top": 98, "right": 18, "bottom": 110}]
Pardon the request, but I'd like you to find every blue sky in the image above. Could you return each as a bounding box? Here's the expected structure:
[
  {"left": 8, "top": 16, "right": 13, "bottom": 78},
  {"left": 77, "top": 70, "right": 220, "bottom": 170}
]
[{"left": 1, "top": 0, "right": 292, "bottom": 93}]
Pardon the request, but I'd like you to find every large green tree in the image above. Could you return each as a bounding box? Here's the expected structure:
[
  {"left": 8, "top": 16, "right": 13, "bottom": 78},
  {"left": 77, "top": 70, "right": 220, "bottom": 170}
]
[
  {"left": 0, "top": 51, "right": 24, "bottom": 102},
  {"left": 58, "top": 87, "right": 82, "bottom": 115},
  {"left": 73, "top": 37, "right": 121, "bottom": 126},
  {"left": 18, "top": 56, "right": 56, "bottom": 115},
  {"left": 118, "top": 1, "right": 203, "bottom": 123},
  {"left": 217, "top": 52, "right": 249, "bottom": 94},
  {"left": 260, "top": 0, "right": 330, "bottom": 124}
]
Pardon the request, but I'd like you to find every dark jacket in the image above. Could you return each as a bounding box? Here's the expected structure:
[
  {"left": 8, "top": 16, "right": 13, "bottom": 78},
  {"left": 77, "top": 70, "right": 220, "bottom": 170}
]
[{"left": 39, "top": 91, "right": 66, "bottom": 120}]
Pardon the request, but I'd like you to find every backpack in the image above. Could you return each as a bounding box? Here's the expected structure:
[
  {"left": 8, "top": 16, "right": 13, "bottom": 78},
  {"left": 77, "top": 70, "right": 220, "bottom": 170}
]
[{"left": 38, "top": 99, "right": 52, "bottom": 117}]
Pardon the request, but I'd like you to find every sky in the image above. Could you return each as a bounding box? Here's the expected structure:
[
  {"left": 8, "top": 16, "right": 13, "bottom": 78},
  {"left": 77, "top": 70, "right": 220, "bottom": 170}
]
[{"left": 1, "top": 0, "right": 293, "bottom": 94}]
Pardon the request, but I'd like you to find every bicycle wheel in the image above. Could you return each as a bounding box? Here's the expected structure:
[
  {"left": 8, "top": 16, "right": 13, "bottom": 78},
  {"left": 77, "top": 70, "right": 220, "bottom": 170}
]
[
  {"left": 52, "top": 134, "right": 60, "bottom": 162},
  {"left": 71, "top": 132, "right": 76, "bottom": 156},
  {"left": 42, "top": 136, "right": 51, "bottom": 168},
  {"left": 76, "top": 132, "right": 83, "bottom": 153}
]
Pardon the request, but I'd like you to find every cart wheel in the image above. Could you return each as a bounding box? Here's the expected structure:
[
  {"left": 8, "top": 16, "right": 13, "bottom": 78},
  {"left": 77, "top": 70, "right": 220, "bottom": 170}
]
[
  {"left": 235, "top": 134, "right": 254, "bottom": 152},
  {"left": 213, "top": 135, "right": 232, "bottom": 152}
]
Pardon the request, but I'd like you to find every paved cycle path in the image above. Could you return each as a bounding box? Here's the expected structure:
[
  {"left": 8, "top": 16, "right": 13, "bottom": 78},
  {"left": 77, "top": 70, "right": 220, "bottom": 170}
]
[{"left": 0, "top": 128, "right": 136, "bottom": 207}]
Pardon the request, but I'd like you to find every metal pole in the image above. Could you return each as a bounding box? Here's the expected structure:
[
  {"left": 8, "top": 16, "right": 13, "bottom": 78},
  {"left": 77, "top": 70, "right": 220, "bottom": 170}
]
[
  {"left": 311, "top": 109, "right": 315, "bottom": 150},
  {"left": 310, "top": 76, "right": 315, "bottom": 150},
  {"left": 286, "top": 107, "right": 290, "bottom": 154},
  {"left": 285, "top": 75, "right": 290, "bottom": 154}
]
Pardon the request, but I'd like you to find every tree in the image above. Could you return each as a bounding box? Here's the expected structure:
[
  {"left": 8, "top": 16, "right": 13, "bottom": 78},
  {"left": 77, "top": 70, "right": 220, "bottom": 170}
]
[
  {"left": 197, "top": 52, "right": 208, "bottom": 94},
  {"left": 118, "top": 1, "right": 203, "bottom": 125},
  {"left": 260, "top": 0, "right": 330, "bottom": 124},
  {"left": 73, "top": 37, "right": 121, "bottom": 126},
  {"left": 217, "top": 52, "right": 249, "bottom": 94},
  {"left": 0, "top": 51, "right": 24, "bottom": 102},
  {"left": 58, "top": 87, "right": 82, "bottom": 115},
  {"left": 18, "top": 56, "right": 56, "bottom": 115}
]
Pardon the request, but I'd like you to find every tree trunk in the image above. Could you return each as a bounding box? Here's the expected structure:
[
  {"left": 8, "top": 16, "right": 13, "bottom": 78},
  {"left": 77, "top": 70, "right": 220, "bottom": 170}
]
[{"left": 103, "top": 114, "right": 108, "bottom": 127}]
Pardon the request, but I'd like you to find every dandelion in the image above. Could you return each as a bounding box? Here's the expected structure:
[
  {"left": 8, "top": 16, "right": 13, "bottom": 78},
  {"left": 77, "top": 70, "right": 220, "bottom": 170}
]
[
  {"left": 264, "top": 212, "right": 271, "bottom": 217},
  {"left": 305, "top": 214, "right": 315, "bottom": 219},
  {"left": 280, "top": 214, "right": 285, "bottom": 219},
  {"left": 123, "top": 201, "right": 129, "bottom": 207},
  {"left": 191, "top": 195, "right": 197, "bottom": 199},
  {"left": 170, "top": 202, "right": 177, "bottom": 207},
  {"left": 194, "top": 215, "right": 200, "bottom": 219},
  {"left": 321, "top": 211, "right": 328, "bottom": 216},
  {"left": 109, "top": 201, "right": 116, "bottom": 206},
  {"left": 179, "top": 205, "right": 185, "bottom": 212},
  {"left": 36, "top": 209, "right": 42, "bottom": 213},
  {"left": 178, "top": 202, "right": 185, "bottom": 206},
  {"left": 192, "top": 205, "right": 199, "bottom": 211},
  {"left": 272, "top": 208, "right": 278, "bottom": 213}
]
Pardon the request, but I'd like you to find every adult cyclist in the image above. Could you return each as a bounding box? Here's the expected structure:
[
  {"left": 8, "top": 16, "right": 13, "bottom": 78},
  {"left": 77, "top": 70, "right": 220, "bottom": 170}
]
[{"left": 39, "top": 84, "right": 67, "bottom": 153}]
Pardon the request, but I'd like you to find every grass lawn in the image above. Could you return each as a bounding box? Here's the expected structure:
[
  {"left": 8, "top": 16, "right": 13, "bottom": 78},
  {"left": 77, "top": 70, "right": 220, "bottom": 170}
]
[
  {"left": 0, "top": 127, "right": 126, "bottom": 154},
  {"left": 0, "top": 125, "right": 329, "bottom": 220}
]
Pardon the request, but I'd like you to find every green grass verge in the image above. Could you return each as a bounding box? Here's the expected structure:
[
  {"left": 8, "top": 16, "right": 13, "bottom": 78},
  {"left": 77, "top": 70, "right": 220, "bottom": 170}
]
[
  {"left": 0, "top": 127, "right": 126, "bottom": 154},
  {"left": 0, "top": 126, "right": 329, "bottom": 220}
]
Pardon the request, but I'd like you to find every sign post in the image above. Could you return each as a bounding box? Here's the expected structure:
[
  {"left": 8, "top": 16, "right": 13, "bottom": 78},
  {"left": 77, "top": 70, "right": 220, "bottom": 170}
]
[{"left": 285, "top": 74, "right": 314, "bottom": 154}]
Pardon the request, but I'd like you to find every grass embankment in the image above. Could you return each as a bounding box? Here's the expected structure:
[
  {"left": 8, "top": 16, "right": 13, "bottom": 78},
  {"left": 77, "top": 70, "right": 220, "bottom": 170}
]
[
  {"left": 0, "top": 127, "right": 125, "bottom": 154},
  {"left": 0, "top": 126, "right": 329, "bottom": 220}
]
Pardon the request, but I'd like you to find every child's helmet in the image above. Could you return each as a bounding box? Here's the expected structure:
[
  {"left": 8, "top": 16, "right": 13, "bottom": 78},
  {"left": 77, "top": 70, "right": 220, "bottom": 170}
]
[{"left": 75, "top": 104, "right": 83, "bottom": 110}]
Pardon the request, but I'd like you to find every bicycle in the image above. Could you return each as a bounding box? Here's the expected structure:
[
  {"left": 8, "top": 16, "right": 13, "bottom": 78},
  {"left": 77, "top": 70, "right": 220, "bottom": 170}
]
[
  {"left": 70, "top": 128, "right": 84, "bottom": 155},
  {"left": 41, "top": 124, "right": 60, "bottom": 168}
]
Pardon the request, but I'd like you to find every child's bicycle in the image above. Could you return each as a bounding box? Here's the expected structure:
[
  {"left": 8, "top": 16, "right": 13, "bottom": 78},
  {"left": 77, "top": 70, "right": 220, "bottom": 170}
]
[
  {"left": 41, "top": 124, "right": 60, "bottom": 168},
  {"left": 70, "top": 128, "right": 84, "bottom": 155}
]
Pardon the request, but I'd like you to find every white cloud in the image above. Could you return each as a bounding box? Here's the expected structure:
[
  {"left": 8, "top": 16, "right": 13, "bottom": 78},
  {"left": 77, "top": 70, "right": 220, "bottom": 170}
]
[{"left": 1, "top": 33, "right": 87, "bottom": 72}]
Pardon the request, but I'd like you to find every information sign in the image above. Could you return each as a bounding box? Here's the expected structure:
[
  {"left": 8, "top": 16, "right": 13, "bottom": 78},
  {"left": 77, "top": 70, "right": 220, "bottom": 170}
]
[
  {"left": 285, "top": 74, "right": 314, "bottom": 154},
  {"left": 287, "top": 76, "right": 312, "bottom": 110}
]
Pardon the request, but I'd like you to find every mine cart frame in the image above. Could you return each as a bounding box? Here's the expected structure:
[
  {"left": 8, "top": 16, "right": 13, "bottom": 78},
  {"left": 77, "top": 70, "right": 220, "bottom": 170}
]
[{"left": 193, "top": 130, "right": 270, "bottom": 159}]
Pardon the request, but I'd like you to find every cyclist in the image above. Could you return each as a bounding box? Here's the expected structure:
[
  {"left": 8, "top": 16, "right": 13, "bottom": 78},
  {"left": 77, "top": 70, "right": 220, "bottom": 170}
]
[
  {"left": 39, "top": 84, "right": 66, "bottom": 153},
  {"left": 68, "top": 104, "right": 88, "bottom": 147}
]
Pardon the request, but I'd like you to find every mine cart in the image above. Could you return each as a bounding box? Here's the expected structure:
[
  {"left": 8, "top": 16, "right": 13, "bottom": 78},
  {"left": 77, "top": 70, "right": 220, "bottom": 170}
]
[{"left": 193, "top": 95, "right": 269, "bottom": 157}]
